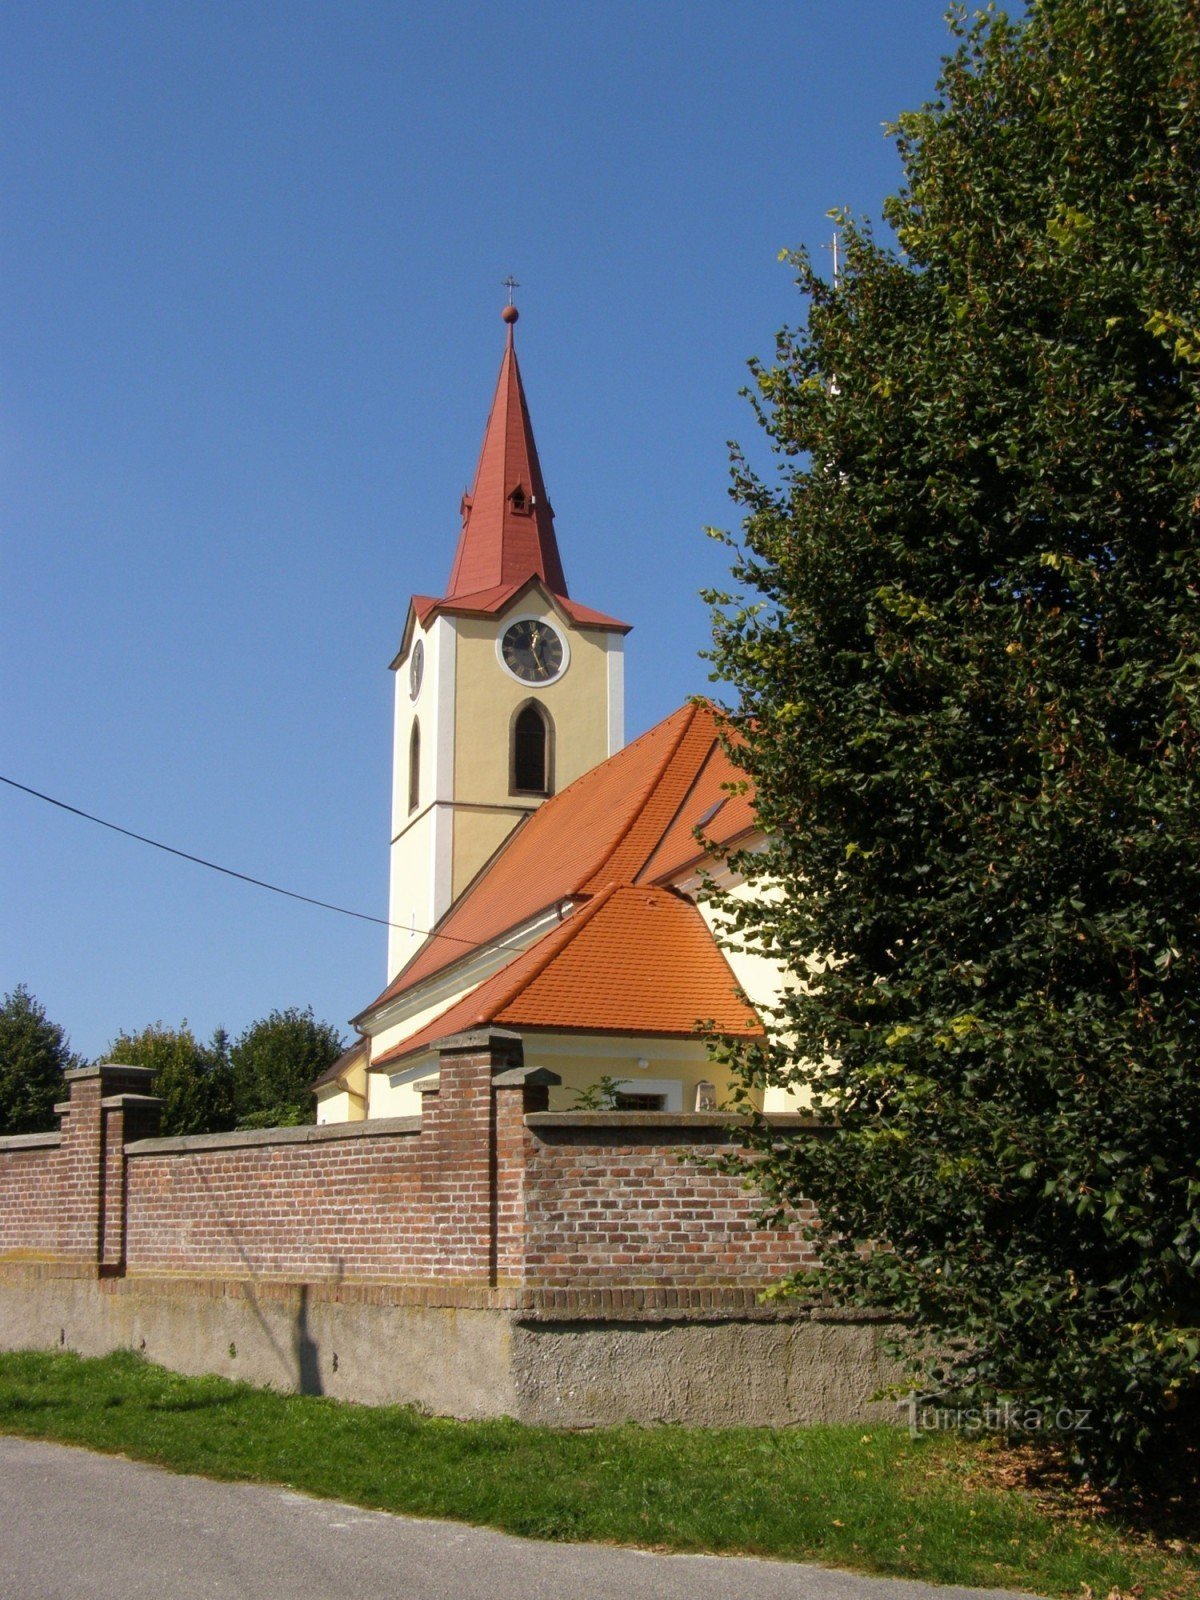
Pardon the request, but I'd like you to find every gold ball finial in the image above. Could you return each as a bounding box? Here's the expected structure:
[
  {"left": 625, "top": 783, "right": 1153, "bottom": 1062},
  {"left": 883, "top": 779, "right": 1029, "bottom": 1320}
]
[{"left": 502, "top": 303, "right": 519, "bottom": 324}]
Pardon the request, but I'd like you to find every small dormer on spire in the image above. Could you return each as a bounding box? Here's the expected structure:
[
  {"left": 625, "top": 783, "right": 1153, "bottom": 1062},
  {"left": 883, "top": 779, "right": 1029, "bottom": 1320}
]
[{"left": 445, "top": 302, "right": 569, "bottom": 600}]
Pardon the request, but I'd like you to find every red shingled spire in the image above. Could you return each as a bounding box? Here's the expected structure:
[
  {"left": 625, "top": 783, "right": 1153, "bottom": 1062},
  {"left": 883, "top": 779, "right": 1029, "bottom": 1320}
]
[{"left": 445, "top": 306, "right": 569, "bottom": 599}]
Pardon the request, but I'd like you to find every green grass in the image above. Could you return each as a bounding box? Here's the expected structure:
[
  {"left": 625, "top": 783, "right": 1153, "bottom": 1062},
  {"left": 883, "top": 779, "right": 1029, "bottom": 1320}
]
[{"left": 0, "top": 1350, "right": 1195, "bottom": 1597}]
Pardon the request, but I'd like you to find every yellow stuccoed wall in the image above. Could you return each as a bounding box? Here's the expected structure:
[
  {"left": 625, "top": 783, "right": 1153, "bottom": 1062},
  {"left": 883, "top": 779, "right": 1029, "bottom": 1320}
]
[
  {"left": 519, "top": 1036, "right": 745, "bottom": 1113},
  {"left": 451, "top": 807, "right": 529, "bottom": 899},
  {"left": 364, "top": 1032, "right": 759, "bottom": 1120},
  {"left": 450, "top": 609, "right": 613, "bottom": 896},
  {"left": 697, "top": 878, "right": 809, "bottom": 1113},
  {"left": 314, "top": 1050, "right": 369, "bottom": 1125}
]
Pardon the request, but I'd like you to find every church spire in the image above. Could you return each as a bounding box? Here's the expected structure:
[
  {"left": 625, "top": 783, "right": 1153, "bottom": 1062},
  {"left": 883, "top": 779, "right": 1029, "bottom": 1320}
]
[{"left": 445, "top": 304, "right": 569, "bottom": 599}]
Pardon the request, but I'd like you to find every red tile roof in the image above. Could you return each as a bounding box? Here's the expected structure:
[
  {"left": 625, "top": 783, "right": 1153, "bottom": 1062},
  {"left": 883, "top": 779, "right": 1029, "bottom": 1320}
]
[
  {"left": 637, "top": 736, "right": 757, "bottom": 885},
  {"left": 411, "top": 581, "right": 628, "bottom": 635},
  {"left": 372, "top": 883, "right": 762, "bottom": 1068},
  {"left": 402, "top": 318, "right": 631, "bottom": 641},
  {"left": 361, "top": 319, "right": 761, "bottom": 1064},
  {"left": 447, "top": 321, "right": 567, "bottom": 598},
  {"left": 358, "top": 701, "right": 759, "bottom": 1026}
]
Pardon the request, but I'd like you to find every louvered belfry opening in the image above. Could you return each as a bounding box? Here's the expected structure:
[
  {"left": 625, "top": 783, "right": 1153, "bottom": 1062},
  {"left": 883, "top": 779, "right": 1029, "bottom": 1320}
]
[{"left": 512, "top": 701, "right": 552, "bottom": 795}]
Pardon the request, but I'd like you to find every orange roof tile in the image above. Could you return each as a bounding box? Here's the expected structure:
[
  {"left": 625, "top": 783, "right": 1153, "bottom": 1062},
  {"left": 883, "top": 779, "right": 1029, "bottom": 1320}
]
[
  {"left": 364, "top": 316, "right": 762, "bottom": 1057},
  {"left": 362, "top": 705, "right": 695, "bottom": 1013},
  {"left": 637, "top": 737, "right": 757, "bottom": 884},
  {"left": 372, "top": 884, "right": 763, "bottom": 1068},
  {"left": 358, "top": 701, "right": 759, "bottom": 1024},
  {"left": 579, "top": 704, "right": 720, "bottom": 891}
]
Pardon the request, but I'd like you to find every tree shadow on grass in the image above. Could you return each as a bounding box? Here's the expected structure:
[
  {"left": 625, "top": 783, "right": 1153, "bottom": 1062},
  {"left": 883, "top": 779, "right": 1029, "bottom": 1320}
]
[{"left": 992, "top": 1427, "right": 1200, "bottom": 1549}]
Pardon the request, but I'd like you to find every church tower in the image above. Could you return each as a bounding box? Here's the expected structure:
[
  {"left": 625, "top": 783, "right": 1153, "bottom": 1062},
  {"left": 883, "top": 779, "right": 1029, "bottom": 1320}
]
[{"left": 386, "top": 303, "right": 630, "bottom": 978}]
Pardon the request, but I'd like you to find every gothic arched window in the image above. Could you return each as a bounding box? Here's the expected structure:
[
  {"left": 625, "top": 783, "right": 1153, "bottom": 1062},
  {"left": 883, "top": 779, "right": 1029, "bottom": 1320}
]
[
  {"left": 408, "top": 719, "right": 420, "bottom": 813},
  {"left": 511, "top": 701, "right": 553, "bottom": 796}
]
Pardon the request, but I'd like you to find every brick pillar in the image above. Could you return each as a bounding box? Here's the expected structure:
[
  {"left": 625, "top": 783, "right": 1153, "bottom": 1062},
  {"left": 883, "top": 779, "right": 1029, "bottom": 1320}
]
[
  {"left": 421, "top": 1029, "right": 523, "bottom": 1284},
  {"left": 99, "top": 1090, "right": 162, "bottom": 1272},
  {"left": 56, "top": 1064, "right": 159, "bottom": 1272},
  {"left": 492, "top": 1065, "right": 559, "bottom": 1289}
]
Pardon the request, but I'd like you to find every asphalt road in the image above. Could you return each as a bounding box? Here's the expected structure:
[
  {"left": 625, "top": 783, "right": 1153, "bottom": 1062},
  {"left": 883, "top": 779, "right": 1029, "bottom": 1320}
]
[{"left": 0, "top": 1436, "right": 1037, "bottom": 1600}]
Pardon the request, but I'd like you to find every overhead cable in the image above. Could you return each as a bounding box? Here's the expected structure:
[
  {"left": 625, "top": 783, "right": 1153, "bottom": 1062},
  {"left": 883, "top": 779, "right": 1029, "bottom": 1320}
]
[{"left": 0, "top": 773, "right": 506, "bottom": 952}]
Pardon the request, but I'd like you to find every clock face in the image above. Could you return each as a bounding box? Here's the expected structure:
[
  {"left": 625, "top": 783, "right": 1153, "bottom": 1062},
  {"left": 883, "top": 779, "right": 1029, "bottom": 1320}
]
[
  {"left": 500, "top": 619, "right": 564, "bottom": 683},
  {"left": 409, "top": 639, "right": 424, "bottom": 701}
]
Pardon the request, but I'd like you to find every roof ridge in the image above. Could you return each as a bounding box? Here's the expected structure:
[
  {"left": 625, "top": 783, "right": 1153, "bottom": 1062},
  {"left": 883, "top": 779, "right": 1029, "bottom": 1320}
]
[
  {"left": 581, "top": 706, "right": 721, "bottom": 890},
  {"left": 573, "top": 704, "right": 700, "bottom": 891},
  {"left": 632, "top": 744, "right": 716, "bottom": 884},
  {"left": 370, "top": 876, "right": 764, "bottom": 1068},
  {"left": 555, "top": 702, "right": 692, "bottom": 809}
]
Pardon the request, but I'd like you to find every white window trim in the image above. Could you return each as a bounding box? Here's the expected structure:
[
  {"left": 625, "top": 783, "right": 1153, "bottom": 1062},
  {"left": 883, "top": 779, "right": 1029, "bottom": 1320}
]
[{"left": 610, "top": 1077, "right": 682, "bottom": 1112}]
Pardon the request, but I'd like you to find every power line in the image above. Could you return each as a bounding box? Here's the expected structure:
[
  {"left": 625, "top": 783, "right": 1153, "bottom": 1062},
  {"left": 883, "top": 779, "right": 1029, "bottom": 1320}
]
[{"left": 0, "top": 772, "right": 500, "bottom": 952}]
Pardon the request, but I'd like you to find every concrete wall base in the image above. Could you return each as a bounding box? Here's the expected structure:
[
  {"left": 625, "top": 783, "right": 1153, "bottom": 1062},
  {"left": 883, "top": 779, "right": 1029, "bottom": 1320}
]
[
  {"left": 512, "top": 1314, "right": 900, "bottom": 1427},
  {"left": 0, "top": 1270, "right": 899, "bottom": 1428}
]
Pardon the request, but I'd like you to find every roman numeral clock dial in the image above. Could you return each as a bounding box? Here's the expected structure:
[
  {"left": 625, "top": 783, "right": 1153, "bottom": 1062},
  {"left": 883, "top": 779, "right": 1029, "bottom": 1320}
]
[{"left": 500, "top": 619, "right": 565, "bottom": 683}]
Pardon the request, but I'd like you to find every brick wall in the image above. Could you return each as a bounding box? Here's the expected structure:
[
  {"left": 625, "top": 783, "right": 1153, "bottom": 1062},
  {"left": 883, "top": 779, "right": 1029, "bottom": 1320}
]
[
  {"left": 0, "top": 1041, "right": 819, "bottom": 1301},
  {"left": 0, "top": 1137, "right": 62, "bottom": 1259},
  {"left": 521, "top": 1115, "right": 816, "bottom": 1290},
  {"left": 125, "top": 1121, "right": 427, "bottom": 1282}
]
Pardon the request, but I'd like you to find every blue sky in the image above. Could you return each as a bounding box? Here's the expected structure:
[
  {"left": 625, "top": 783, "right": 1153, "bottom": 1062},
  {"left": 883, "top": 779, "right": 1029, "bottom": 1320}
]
[{"left": 4, "top": 1, "right": 958, "bottom": 1060}]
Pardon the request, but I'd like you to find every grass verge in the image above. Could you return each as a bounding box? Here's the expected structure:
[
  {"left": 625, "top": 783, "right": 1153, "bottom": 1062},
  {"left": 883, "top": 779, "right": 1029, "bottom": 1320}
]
[{"left": 0, "top": 1349, "right": 1196, "bottom": 1597}]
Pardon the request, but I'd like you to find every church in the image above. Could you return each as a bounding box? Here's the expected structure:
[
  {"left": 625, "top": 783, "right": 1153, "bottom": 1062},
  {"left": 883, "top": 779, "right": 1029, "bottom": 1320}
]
[
  {"left": 0, "top": 304, "right": 888, "bottom": 1422},
  {"left": 315, "top": 303, "right": 798, "bottom": 1124}
]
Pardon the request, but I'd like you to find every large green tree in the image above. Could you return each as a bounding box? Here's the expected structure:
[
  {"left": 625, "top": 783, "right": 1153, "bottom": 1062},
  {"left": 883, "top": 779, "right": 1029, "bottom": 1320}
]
[
  {"left": 230, "top": 1007, "right": 345, "bottom": 1129},
  {"left": 0, "top": 986, "right": 83, "bottom": 1133},
  {"left": 108, "top": 1022, "right": 235, "bottom": 1138},
  {"left": 708, "top": 0, "right": 1200, "bottom": 1483}
]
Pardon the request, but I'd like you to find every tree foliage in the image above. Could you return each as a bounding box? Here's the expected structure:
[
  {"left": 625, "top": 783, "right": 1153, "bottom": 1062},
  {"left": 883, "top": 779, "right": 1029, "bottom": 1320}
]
[
  {"left": 229, "top": 1007, "right": 345, "bottom": 1129},
  {"left": 107, "top": 1022, "right": 235, "bottom": 1138},
  {"left": 0, "top": 986, "right": 83, "bottom": 1134},
  {"left": 106, "top": 1007, "right": 345, "bottom": 1134},
  {"left": 708, "top": 0, "right": 1200, "bottom": 1484}
]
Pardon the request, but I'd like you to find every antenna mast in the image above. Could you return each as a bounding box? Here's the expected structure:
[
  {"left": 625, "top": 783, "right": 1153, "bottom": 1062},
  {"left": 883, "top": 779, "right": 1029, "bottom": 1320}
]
[{"left": 822, "top": 231, "right": 843, "bottom": 287}]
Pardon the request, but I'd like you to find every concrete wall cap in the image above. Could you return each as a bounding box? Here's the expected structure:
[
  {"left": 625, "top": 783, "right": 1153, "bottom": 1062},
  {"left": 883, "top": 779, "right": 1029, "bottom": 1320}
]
[
  {"left": 0, "top": 1131, "right": 62, "bottom": 1150},
  {"left": 491, "top": 1065, "right": 562, "bottom": 1088},
  {"left": 64, "top": 1063, "right": 157, "bottom": 1086},
  {"left": 100, "top": 1093, "right": 165, "bottom": 1111},
  {"left": 435, "top": 1028, "right": 524, "bottom": 1055},
  {"left": 524, "top": 1111, "right": 825, "bottom": 1130},
  {"left": 126, "top": 1114, "right": 422, "bottom": 1156}
]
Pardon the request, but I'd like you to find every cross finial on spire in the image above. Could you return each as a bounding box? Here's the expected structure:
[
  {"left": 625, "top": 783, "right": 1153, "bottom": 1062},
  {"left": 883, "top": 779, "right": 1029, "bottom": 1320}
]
[{"left": 502, "top": 275, "right": 520, "bottom": 306}]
